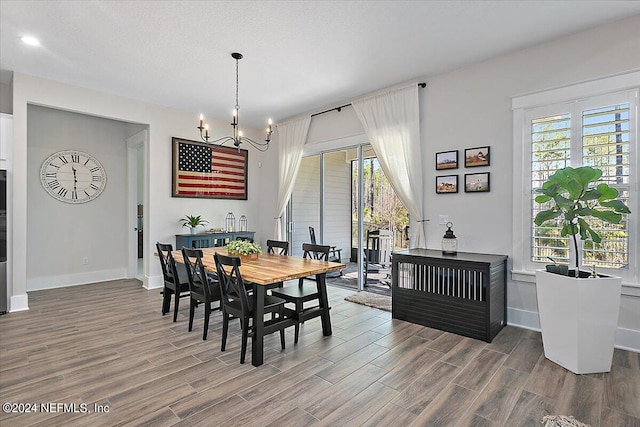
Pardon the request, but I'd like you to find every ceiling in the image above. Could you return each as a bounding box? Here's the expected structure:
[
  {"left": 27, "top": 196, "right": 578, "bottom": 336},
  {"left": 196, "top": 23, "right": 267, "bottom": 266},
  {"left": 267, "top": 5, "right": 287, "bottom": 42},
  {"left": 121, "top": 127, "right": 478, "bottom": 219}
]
[{"left": 2, "top": 1, "right": 640, "bottom": 128}]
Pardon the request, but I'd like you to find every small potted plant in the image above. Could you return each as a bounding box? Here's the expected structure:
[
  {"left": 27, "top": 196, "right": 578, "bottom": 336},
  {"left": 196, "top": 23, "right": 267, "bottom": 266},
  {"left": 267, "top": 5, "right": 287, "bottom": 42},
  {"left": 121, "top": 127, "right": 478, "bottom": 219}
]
[
  {"left": 533, "top": 166, "right": 630, "bottom": 374},
  {"left": 225, "top": 239, "right": 262, "bottom": 260},
  {"left": 179, "top": 215, "right": 209, "bottom": 234}
]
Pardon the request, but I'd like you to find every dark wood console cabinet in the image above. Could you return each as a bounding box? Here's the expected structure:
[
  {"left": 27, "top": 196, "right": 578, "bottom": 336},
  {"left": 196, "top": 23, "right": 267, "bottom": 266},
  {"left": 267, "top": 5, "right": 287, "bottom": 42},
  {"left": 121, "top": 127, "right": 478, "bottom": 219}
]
[
  {"left": 391, "top": 249, "right": 507, "bottom": 342},
  {"left": 175, "top": 231, "right": 255, "bottom": 249}
]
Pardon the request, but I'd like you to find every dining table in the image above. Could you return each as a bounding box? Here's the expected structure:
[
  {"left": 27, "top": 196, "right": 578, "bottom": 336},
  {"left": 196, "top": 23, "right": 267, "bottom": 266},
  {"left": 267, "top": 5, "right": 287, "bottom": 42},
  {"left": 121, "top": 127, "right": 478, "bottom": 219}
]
[{"left": 173, "top": 247, "right": 346, "bottom": 366}]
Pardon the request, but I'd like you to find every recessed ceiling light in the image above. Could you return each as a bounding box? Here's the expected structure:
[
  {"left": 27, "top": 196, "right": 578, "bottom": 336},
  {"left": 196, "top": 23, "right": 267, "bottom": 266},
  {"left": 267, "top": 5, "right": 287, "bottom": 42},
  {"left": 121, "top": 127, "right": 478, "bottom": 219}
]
[{"left": 21, "top": 36, "right": 40, "bottom": 46}]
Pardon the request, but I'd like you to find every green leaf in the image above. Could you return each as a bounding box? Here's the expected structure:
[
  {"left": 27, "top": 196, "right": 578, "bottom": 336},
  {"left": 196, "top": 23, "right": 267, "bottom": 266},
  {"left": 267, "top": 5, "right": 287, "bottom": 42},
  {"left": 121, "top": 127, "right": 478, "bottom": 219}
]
[
  {"left": 566, "top": 180, "right": 583, "bottom": 200},
  {"left": 575, "top": 166, "right": 601, "bottom": 185},
  {"left": 591, "top": 209, "right": 623, "bottom": 224},
  {"left": 574, "top": 207, "right": 593, "bottom": 217},
  {"left": 554, "top": 195, "right": 573, "bottom": 209},
  {"left": 561, "top": 224, "right": 576, "bottom": 236},
  {"left": 582, "top": 189, "right": 601, "bottom": 200},
  {"left": 577, "top": 218, "right": 590, "bottom": 240},
  {"left": 587, "top": 226, "right": 601, "bottom": 243},
  {"left": 534, "top": 209, "right": 561, "bottom": 226},
  {"left": 534, "top": 195, "right": 552, "bottom": 203},
  {"left": 599, "top": 199, "right": 631, "bottom": 213},
  {"left": 596, "top": 184, "right": 618, "bottom": 201}
]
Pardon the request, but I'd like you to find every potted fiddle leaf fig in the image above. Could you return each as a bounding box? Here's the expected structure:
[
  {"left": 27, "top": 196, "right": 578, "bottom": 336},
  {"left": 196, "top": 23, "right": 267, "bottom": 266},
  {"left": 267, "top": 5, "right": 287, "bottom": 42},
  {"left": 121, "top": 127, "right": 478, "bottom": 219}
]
[
  {"left": 180, "top": 215, "right": 209, "bottom": 234},
  {"left": 533, "top": 166, "right": 630, "bottom": 374}
]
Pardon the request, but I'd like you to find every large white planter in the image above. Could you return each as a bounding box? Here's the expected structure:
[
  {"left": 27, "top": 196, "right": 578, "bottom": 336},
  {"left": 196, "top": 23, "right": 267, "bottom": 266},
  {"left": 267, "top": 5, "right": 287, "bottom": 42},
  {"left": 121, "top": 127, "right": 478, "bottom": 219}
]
[{"left": 535, "top": 269, "right": 622, "bottom": 374}]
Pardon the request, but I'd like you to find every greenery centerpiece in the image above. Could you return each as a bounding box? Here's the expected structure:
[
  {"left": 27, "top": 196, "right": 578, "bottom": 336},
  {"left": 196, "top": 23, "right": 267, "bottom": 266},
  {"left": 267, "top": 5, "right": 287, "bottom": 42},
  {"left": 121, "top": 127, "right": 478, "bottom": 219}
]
[
  {"left": 179, "top": 215, "right": 209, "bottom": 234},
  {"left": 226, "top": 240, "right": 262, "bottom": 259},
  {"left": 534, "top": 166, "right": 630, "bottom": 275}
]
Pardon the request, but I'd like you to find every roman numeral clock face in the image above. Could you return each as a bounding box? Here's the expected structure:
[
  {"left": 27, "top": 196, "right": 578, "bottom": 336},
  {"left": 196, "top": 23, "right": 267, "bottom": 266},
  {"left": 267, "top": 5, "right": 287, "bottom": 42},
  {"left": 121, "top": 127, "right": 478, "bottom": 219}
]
[{"left": 40, "top": 150, "right": 107, "bottom": 203}]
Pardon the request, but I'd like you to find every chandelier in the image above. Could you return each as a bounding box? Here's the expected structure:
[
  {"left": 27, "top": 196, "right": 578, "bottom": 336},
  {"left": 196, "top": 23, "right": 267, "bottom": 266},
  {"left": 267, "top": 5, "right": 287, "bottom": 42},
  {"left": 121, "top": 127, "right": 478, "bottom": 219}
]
[{"left": 197, "top": 52, "right": 272, "bottom": 151}]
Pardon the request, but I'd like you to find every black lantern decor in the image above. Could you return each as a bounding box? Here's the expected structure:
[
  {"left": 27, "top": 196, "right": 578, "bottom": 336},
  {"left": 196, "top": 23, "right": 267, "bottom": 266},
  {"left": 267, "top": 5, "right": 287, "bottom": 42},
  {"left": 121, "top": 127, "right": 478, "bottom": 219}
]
[{"left": 442, "top": 222, "right": 457, "bottom": 255}]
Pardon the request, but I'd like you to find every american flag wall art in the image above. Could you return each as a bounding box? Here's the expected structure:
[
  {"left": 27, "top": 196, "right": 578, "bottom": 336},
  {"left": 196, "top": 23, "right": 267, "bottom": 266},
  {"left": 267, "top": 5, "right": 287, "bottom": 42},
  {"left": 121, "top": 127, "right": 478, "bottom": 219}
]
[{"left": 172, "top": 137, "right": 248, "bottom": 200}]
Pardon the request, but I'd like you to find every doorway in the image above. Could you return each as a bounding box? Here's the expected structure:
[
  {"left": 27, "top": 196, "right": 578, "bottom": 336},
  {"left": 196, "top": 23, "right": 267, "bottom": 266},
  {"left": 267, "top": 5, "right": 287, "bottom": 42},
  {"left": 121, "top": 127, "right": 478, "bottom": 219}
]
[{"left": 126, "top": 130, "right": 147, "bottom": 282}]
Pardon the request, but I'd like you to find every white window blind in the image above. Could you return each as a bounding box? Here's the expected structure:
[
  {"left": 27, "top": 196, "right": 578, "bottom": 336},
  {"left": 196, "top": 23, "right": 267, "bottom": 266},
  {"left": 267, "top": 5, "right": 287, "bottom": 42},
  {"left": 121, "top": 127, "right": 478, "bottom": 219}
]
[{"left": 529, "top": 99, "right": 632, "bottom": 270}]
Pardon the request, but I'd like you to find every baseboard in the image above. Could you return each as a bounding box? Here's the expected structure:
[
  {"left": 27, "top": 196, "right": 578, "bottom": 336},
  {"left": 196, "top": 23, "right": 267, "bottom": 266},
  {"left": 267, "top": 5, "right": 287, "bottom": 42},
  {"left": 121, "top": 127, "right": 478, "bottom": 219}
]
[
  {"left": 10, "top": 294, "right": 29, "bottom": 312},
  {"left": 26, "top": 268, "right": 128, "bottom": 291},
  {"left": 615, "top": 327, "right": 640, "bottom": 353},
  {"left": 507, "top": 307, "right": 540, "bottom": 330},
  {"left": 145, "top": 275, "right": 163, "bottom": 290},
  {"left": 507, "top": 307, "right": 639, "bottom": 353}
]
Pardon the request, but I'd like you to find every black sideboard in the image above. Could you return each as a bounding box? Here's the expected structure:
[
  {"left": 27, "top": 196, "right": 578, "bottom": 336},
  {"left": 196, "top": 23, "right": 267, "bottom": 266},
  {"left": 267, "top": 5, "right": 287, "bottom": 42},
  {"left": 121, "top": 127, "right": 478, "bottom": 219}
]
[{"left": 391, "top": 249, "right": 507, "bottom": 343}]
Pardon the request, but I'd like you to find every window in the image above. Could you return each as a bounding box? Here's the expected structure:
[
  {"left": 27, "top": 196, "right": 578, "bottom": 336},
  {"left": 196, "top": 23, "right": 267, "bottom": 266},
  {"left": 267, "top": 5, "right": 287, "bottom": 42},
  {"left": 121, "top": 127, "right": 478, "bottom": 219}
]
[
  {"left": 530, "top": 102, "right": 631, "bottom": 269},
  {"left": 512, "top": 74, "right": 638, "bottom": 283}
]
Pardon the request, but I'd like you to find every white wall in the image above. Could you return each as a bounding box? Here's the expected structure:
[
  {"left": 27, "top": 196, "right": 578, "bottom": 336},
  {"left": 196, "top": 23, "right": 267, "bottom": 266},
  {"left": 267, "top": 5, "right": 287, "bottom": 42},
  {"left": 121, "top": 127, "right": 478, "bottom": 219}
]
[
  {"left": 26, "top": 106, "right": 129, "bottom": 289},
  {"left": 10, "top": 73, "right": 277, "bottom": 310}
]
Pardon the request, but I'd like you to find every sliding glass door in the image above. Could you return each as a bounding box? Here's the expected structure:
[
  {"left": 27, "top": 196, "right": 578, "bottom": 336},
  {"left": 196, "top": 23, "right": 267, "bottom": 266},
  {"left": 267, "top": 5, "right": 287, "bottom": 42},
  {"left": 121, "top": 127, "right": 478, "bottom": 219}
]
[{"left": 290, "top": 144, "right": 407, "bottom": 290}]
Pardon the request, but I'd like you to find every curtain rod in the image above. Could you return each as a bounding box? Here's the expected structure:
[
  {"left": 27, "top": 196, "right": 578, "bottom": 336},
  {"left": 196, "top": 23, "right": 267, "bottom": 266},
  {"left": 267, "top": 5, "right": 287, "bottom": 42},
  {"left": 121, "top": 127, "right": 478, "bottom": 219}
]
[{"left": 310, "top": 82, "right": 426, "bottom": 118}]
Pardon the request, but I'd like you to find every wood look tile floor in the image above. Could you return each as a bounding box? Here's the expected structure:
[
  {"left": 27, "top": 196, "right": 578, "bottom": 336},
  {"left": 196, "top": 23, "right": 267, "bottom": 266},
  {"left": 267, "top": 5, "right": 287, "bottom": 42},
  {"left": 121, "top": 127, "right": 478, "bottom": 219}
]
[{"left": 1, "top": 279, "right": 638, "bottom": 427}]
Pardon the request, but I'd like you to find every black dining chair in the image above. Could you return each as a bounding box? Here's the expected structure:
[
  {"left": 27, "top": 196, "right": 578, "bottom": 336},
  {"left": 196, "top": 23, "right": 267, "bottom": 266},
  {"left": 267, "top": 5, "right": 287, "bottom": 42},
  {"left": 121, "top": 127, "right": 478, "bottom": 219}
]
[
  {"left": 156, "top": 242, "right": 190, "bottom": 322},
  {"left": 266, "top": 239, "right": 289, "bottom": 255},
  {"left": 309, "top": 226, "right": 343, "bottom": 276},
  {"left": 214, "top": 253, "right": 290, "bottom": 364},
  {"left": 181, "top": 248, "right": 221, "bottom": 340},
  {"left": 270, "top": 243, "right": 330, "bottom": 344},
  {"left": 267, "top": 239, "right": 290, "bottom": 288}
]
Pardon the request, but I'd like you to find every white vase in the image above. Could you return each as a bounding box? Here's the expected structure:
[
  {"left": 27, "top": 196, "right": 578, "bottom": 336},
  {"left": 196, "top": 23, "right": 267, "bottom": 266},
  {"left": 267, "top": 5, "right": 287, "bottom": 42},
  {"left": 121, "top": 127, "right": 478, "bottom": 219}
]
[
  {"left": 190, "top": 227, "right": 197, "bottom": 234},
  {"left": 535, "top": 269, "right": 622, "bottom": 374}
]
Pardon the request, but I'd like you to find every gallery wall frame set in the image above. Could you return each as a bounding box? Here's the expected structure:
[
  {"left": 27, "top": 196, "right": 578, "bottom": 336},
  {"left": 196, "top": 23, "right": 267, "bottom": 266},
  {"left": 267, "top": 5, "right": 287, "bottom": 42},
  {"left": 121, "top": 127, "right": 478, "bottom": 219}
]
[{"left": 435, "top": 145, "right": 491, "bottom": 194}]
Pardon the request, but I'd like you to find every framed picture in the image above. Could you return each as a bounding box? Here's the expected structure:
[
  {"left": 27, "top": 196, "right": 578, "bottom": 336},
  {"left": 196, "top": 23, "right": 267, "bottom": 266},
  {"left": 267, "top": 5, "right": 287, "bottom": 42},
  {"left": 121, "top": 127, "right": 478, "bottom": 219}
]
[
  {"left": 436, "top": 175, "right": 458, "bottom": 194},
  {"left": 172, "top": 137, "right": 248, "bottom": 200},
  {"left": 465, "top": 172, "right": 490, "bottom": 193},
  {"left": 436, "top": 150, "right": 458, "bottom": 170},
  {"left": 465, "top": 146, "right": 490, "bottom": 167}
]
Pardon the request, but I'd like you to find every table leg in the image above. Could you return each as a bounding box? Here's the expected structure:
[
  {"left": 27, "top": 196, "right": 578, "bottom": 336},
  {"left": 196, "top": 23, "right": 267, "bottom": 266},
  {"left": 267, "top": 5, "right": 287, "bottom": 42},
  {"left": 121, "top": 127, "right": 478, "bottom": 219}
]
[
  {"left": 315, "top": 272, "right": 332, "bottom": 336},
  {"left": 252, "top": 283, "right": 265, "bottom": 367}
]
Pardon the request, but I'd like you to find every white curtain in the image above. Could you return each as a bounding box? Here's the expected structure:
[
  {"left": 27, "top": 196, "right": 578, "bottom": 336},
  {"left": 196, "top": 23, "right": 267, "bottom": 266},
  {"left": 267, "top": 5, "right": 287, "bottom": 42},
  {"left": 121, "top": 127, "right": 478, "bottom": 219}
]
[
  {"left": 352, "top": 84, "right": 427, "bottom": 248},
  {"left": 273, "top": 115, "right": 311, "bottom": 240}
]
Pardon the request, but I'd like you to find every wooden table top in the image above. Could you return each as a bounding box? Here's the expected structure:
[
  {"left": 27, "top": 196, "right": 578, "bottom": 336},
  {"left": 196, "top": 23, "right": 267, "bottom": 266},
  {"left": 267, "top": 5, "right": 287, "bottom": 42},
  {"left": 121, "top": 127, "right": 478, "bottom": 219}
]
[{"left": 173, "top": 247, "right": 346, "bottom": 286}]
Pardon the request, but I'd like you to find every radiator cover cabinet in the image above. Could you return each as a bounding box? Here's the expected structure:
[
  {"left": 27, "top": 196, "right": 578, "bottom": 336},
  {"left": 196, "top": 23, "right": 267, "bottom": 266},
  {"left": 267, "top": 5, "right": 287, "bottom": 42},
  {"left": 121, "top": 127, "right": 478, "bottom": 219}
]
[{"left": 391, "top": 249, "right": 507, "bottom": 343}]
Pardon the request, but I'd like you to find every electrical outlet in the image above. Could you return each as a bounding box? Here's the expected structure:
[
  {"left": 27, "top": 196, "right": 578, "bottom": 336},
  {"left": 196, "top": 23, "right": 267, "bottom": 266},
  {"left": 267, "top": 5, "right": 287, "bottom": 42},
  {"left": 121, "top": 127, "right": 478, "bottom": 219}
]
[
  {"left": 439, "top": 215, "right": 449, "bottom": 225},
  {"left": 82, "top": 257, "right": 89, "bottom": 265}
]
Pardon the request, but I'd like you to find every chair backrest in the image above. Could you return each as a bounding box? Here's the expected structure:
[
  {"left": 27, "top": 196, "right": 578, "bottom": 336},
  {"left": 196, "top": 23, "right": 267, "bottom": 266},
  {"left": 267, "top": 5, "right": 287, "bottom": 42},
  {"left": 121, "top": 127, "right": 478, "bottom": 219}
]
[
  {"left": 366, "top": 229, "right": 394, "bottom": 264},
  {"left": 182, "top": 248, "right": 213, "bottom": 300},
  {"left": 267, "top": 239, "right": 289, "bottom": 255},
  {"left": 309, "top": 226, "right": 317, "bottom": 245},
  {"left": 302, "top": 243, "right": 331, "bottom": 261},
  {"left": 156, "top": 242, "right": 179, "bottom": 284},
  {"left": 214, "top": 253, "right": 252, "bottom": 315}
]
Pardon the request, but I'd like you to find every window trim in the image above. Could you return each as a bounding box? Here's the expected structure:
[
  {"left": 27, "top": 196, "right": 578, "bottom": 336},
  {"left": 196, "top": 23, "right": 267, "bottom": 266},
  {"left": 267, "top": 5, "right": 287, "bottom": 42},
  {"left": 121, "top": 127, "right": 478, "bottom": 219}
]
[{"left": 512, "top": 71, "right": 639, "bottom": 286}]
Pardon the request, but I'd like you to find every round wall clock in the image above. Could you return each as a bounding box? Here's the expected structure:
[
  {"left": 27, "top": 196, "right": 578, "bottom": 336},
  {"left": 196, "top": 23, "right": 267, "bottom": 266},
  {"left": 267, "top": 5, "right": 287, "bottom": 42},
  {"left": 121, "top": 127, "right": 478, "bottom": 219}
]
[{"left": 40, "top": 150, "right": 107, "bottom": 204}]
